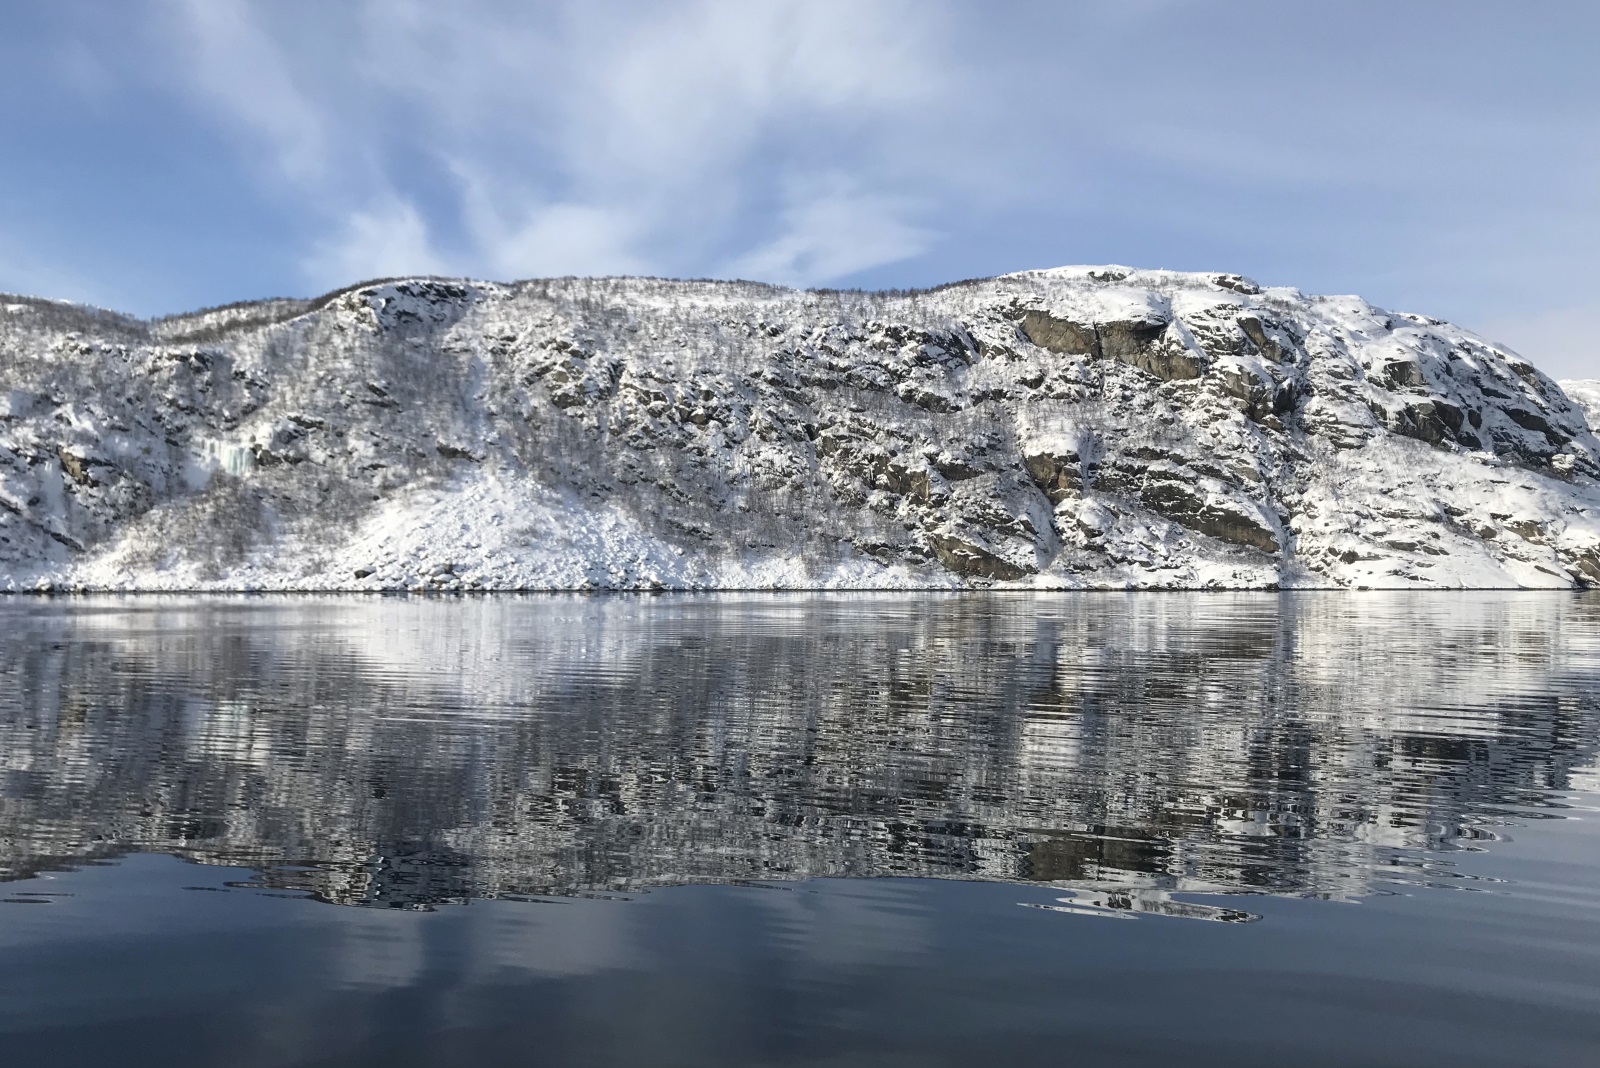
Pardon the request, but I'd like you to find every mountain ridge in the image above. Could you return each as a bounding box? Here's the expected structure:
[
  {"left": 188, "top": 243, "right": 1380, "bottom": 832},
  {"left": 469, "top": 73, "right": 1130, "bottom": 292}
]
[{"left": 1, "top": 267, "right": 1597, "bottom": 591}]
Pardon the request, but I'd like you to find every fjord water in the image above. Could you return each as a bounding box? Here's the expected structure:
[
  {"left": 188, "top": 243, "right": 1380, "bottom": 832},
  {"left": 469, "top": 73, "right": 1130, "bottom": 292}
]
[{"left": 2, "top": 594, "right": 1599, "bottom": 1067}]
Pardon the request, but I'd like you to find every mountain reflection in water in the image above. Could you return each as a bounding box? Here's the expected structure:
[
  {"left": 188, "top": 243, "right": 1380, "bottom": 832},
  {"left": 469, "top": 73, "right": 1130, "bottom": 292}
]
[{"left": 1, "top": 593, "right": 1597, "bottom": 918}]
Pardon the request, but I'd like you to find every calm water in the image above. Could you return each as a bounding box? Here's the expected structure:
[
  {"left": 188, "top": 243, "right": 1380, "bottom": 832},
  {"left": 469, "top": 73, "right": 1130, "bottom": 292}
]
[{"left": 2, "top": 593, "right": 1599, "bottom": 1066}]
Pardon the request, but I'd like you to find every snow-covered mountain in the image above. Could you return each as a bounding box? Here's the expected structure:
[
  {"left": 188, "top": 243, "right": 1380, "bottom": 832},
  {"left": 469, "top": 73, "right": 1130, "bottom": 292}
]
[{"left": 1, "top": 268, "right": 1597, "bottom": 591}]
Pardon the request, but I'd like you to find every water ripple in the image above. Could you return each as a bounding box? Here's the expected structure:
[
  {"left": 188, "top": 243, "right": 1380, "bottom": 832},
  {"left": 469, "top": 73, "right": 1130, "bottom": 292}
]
[{"left": 1, "top": 592, "right": 1597, "bottom": 916}]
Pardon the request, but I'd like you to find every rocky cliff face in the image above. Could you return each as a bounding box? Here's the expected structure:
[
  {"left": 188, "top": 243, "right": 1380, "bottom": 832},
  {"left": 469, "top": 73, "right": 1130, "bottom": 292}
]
[{"left": 0, "top": 268, "right": 1597, "bottom": 590}]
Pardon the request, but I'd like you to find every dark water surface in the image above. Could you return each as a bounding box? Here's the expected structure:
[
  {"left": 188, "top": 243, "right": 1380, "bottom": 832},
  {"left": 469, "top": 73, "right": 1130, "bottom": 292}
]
[{"left": 2, "top": 593, "right": 1599, "bottom": 1067}]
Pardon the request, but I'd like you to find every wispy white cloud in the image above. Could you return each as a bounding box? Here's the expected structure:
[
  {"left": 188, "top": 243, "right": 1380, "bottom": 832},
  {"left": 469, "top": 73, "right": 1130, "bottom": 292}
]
[
  {"left": 728, "top": 182, "right": 934, "bottom": 286},
  {"left": 164, "top": 0, "right": 330, "bottom": 184},
  {"left": 460, "top": 190, "right": 652, "bottom": 281},
  {"left": 158, "top": 0, "right": 955, "bottom": 290},
  {"left": 304, "top": 196, "right": 449, "bottom": 288}
]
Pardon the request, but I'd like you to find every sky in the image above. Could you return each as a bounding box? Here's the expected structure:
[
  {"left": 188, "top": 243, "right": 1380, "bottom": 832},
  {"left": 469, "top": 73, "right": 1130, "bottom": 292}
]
[{"left": 0, "top": 0, "right": 1596, "bottom": 378}]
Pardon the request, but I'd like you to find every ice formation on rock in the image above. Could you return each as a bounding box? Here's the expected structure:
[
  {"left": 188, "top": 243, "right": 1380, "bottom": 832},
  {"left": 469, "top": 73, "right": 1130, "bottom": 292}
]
[{"left": 0, "top": 268, "right": 1597, "bottom": 590}]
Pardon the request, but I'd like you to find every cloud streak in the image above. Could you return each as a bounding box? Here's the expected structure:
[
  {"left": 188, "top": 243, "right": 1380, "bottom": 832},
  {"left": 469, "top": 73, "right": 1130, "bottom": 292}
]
[
  {"left": 166, "top": 0, "right": 331, "bottom": 184},
  {"left": 157, "top": 0, "right": 956, "bottom": 289}
]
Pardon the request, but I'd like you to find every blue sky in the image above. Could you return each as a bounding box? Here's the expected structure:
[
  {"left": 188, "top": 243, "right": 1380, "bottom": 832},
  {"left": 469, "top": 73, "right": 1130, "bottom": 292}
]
[{"left": 1, "top": 0, "right": 1596, "bottom": 378}]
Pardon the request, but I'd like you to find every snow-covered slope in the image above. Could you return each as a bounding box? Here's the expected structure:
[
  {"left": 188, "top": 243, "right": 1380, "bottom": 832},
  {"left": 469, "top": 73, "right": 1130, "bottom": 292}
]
[
  {"left": 1, "top": 268, "right": 1598, "bottom": 591},
  {"left": 1562, "top": 379, "right": 1600, "bottom": 433}
]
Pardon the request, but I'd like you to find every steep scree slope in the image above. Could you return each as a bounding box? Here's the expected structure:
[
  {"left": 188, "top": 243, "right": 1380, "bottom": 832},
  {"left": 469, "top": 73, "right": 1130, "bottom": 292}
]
[{"left": 0, "top": 268, "right": 1597, "bottom": 591}]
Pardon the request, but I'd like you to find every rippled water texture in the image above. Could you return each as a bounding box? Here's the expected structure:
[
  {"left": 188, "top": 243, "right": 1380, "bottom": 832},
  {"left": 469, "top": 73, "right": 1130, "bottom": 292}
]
[{"left": 3, "top": 593, "right": 1600, "bottom": 1066}]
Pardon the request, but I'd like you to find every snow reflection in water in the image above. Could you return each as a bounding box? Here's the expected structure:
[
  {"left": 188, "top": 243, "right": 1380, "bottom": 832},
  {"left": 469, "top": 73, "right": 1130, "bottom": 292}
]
[{"left": 1, "top": 592, "right": 1596, "bottom": 917}]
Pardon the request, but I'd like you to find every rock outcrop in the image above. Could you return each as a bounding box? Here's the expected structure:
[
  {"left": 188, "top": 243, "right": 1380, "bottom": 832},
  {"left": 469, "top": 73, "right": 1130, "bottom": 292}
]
[{"left": 0, "top": 268, "right": 1597, "bottom": 590}]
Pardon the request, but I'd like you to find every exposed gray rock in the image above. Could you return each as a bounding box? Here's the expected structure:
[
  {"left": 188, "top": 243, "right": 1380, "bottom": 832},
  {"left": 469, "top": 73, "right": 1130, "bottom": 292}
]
[
  {"left": 1020, "top": 309, "right": 1100, "bottom": 357},
  {"left": 1020, "top": 305, "right": 1202, "bottom": 381}
]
